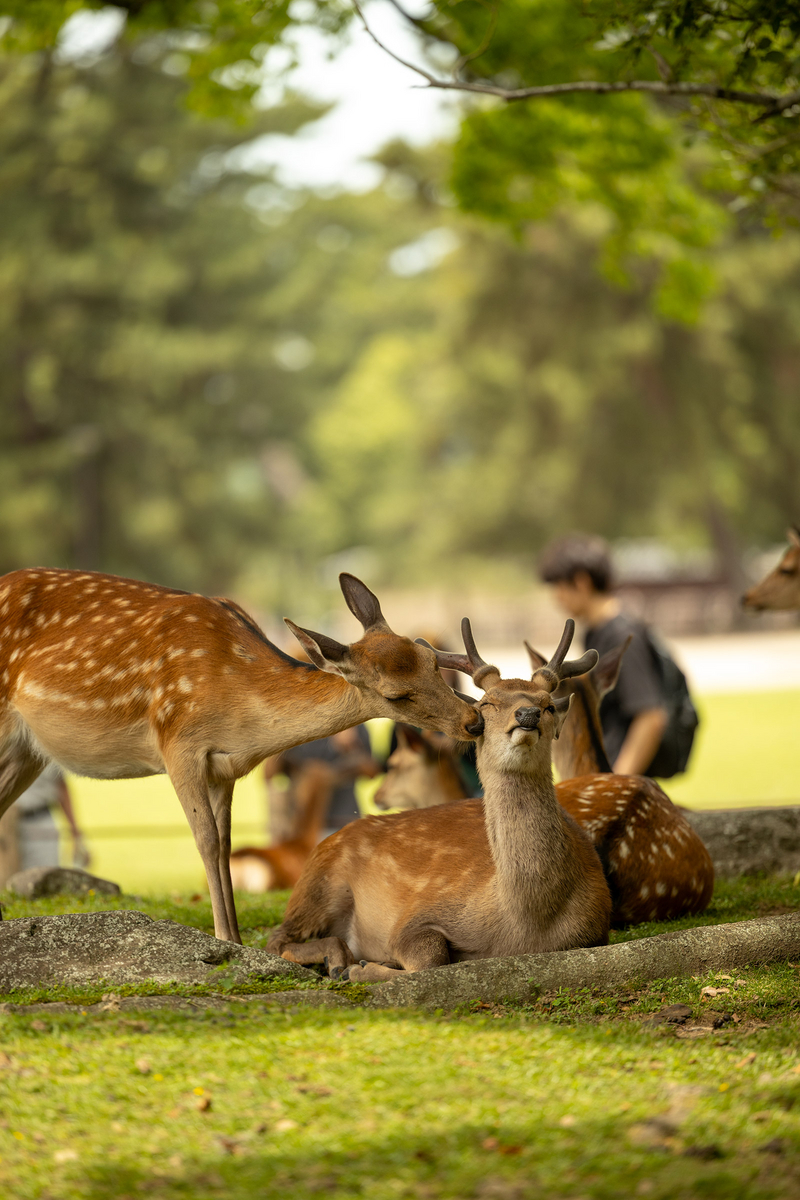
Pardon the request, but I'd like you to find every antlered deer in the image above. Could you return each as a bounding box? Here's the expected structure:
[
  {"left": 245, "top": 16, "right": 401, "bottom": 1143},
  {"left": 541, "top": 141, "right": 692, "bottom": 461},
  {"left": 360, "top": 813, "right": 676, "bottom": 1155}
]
[
  {"left": 374, "top": 640, "right": 713, "bottom": 926},
  {"left": 267, "top": 619, "right": 611, "bottom": 982},
  {"left": 527, "top": 638, "right": 714, "bottom": 924},
  {"left": 0, "top": 568, "right": 481, "bottom": 942},
  {"left": 742, "top": 527, "right": 800, "bottom": 612}
]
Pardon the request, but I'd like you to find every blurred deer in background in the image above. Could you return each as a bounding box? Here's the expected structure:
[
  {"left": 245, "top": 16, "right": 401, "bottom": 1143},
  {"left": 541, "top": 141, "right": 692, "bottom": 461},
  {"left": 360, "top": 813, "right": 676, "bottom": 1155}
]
[
  {"left": 231, "top": 727, "right": 380, "bottom": 892},
  {"left": 373, "top": 725, "right": 468, "bottom": 812},
  {"left": 268, "top": 620, "right": 611, "bottom": 982},
  {"left": 230, "top": 760, "right": 336, "bottom": 893},
  {"left": 742, "top": 527, "right": 800, "bottom": 612},
  {"left": 0, "top": 568, "right": 481, "bottom": 942}
]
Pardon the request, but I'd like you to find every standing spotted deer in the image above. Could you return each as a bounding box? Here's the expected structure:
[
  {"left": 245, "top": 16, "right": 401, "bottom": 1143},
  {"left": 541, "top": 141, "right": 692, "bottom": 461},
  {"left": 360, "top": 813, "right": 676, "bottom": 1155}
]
[
  {"left": 0, "top": 568, "right": 481, "bottom": 942},
  {"left": 742, "top": 527, "right": 800, "bottom": 612},
  {"left": 267, "top": 619, "right": 611, "bottom": 982}
]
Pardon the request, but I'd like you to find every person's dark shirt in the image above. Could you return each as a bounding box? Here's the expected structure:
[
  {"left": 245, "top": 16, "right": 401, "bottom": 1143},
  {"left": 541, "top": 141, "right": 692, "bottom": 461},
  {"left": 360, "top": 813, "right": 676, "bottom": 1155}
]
[
  {"left": 584, "top": 613, "right": 664, "bottom": 768},
  {"left": 280, "top": 725, "right": 372, "bottom": 831}
]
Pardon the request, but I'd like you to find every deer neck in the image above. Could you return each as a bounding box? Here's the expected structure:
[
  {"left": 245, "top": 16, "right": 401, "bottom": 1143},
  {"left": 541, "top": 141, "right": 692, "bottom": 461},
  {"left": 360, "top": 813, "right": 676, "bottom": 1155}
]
[
  {"left": 551, "top": 686, "right": 612, "bottom": 779},
  {"left": 478, "top": 750, "right": 573, "bottom": 923},
  {"left": 257, "top": 655, "right": 370, "bottom": 756}
]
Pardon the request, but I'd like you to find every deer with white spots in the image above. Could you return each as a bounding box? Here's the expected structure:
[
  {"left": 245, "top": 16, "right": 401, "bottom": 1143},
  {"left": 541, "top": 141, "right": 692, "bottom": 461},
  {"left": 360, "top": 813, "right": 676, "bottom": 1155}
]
[
  {"left": 372, "top": 639, "right": 713, "bottom": 926},
  {"left": 0, "top": 568, "right": 482, "bottom": 942},
  {"left": 742, "top": 526, "right": 800, "bottom": 613},
  {"left": 267, "top": 619, "right": 611, "bottom": 982},
  {"left": 526, "top": 638, "right": 714, "bottom": 924}
]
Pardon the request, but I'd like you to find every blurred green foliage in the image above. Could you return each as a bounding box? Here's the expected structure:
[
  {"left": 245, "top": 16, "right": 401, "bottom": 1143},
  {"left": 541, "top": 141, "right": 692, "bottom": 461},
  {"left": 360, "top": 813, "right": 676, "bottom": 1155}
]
[{"left": 1, "top": 37, "right": 799, "bottom": 614}]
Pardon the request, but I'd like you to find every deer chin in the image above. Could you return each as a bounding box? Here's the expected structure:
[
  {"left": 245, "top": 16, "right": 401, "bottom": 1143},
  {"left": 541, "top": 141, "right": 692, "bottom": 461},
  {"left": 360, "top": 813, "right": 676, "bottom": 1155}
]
[{"left": 509, "top": 726, "right": 539, "bottom": 747}]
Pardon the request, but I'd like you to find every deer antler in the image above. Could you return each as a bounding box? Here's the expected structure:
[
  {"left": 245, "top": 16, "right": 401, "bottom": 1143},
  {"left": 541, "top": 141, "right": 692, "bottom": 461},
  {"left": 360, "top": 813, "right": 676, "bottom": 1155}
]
[
  {"left": 415, "top": 618, "right": 500, "bottom": 690},
  {"left": 530, "top": 620, "right": 599, "bottom": 692}
]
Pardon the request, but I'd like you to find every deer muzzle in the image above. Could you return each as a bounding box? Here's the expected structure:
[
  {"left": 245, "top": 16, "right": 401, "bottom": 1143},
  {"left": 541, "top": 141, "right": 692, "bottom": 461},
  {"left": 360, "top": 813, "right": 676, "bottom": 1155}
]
[
  {"left": 513, "top": 706, "right": 541, "bottom": 730},
  {"left": 465, "top": 712, "right": 485, "bottom": 737}
]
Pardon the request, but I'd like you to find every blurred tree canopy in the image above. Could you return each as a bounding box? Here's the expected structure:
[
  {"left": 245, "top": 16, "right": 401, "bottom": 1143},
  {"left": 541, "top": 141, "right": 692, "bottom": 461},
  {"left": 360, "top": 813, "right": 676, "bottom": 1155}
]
[
  {"left": 0, "top": 27, "right": 799, "bottom": 616},
  {"left": 5, "top": 1, "right": 797, "bottom": 319}
]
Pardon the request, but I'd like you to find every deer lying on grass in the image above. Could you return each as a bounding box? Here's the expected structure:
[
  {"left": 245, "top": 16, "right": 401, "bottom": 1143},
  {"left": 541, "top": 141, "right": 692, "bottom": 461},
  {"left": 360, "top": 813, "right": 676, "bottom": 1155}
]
[
  {"left": 0, "top": 569, "right": 481, "bottom": 942},
  {"left": 374, "top": 640, "right": 713, "bottom": 926},
  {"left": 526, "top": 639, "right": 714, "bottom": 925},
  {"left": 742, "top": 527, "right": 800, "bottom": 612},
  {"left": 267, "top": 620, "right": 611, "bottom": 982}
]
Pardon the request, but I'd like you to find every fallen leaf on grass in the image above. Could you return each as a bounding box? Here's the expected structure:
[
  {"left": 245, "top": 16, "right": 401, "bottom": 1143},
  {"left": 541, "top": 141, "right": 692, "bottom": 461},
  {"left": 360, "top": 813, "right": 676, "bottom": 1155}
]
[
  {"left": 30, "top": 1020, "right": 47, "bottom": 1033},
  {"left": 735, "top": 1053, "right": 757, "bottom": 1069},
  {"left": 217, "top": 1136, "right": 240, "bottom": 1155},
  {"left": 274, "top": 1118, "right": 297, "bottom": 1132},
  {"left": 480, "top": 1137, "right": 522, "bottom": 1155},
  {"left": 135, "top": 1058, "right": 151, "bottom": 1075},
  {"left": 196, "top": 1096, "right": 212, "bottom": 1113},
  {"left": 0, "top": 1053, "right": 12, "bottom": 1068},
  {"left": 558, "top": 1115, "right": 576, "bottom": 1128},
  {"left": 701, "top": 987, "right": 730, "bottom": 998},
  {"left": 54, "top": 1149, "right": 79, "bottom": 1164}
]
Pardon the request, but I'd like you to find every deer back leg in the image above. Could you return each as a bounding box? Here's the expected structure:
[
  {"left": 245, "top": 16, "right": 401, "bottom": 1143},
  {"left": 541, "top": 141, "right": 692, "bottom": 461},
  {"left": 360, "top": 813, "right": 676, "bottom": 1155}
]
[
  {"left": 0, "top": 739, "right": 45, "bottom": 819},
  {"left": 345, "top": 927, "right": 451, "bottom": 982},
  {"left": 209, "top": 779, "right": 240, "bottom": 944}
]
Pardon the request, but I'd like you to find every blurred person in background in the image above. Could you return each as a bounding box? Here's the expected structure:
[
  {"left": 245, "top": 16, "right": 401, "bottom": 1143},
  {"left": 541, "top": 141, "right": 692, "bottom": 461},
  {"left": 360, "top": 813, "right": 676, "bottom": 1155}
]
[
  {"left": 539, "top": 534, "right": 670, "bottom": 777},
  {"left": 14, "top": 764, "right": 90, "bottom": 871}
]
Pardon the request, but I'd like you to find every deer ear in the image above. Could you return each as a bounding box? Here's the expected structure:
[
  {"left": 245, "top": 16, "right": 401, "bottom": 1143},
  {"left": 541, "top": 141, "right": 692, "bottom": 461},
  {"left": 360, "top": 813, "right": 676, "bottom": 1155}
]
[
  {"left": 787, "top": 527, "right": 800, "bottom": 549},
  {"left": 339, "top": 574, "right": 387, "bottom": 631},
  {"left": 591, "top": 635, "right": 632, "bottom": 699},
  {"left": 552, "top": 693, "right": 573, "bottom": 739},
  {"left": 396, "top": 723, "right": 429, "bottom": 756},
  {"left": 524, "top": 640, "right": 547, "bottom": 673},
  {"left": 284, "top": 619, "right": 349, "bottom": 674}
]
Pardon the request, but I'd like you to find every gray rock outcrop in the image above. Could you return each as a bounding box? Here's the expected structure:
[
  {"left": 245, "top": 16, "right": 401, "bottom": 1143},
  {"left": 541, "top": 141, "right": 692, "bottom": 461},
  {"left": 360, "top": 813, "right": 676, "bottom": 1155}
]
[
  {"left": 6, "top": 866, "right": 122, "bottom": 899},
  {"left": 684, "top": 806, "right": 800, "bottom": 878},
  {"left": 0, "top": 910, "right": 308, "bottom": 990},
  {"left": 367, "top": 912, "right": 800, "bottom": 1010}
]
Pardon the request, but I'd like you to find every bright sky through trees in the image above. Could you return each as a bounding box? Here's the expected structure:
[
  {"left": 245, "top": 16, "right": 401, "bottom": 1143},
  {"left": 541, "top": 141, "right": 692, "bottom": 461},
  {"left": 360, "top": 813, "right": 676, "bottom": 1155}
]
[{"left": 60, "top": 1, "right": 457, "bottom": 191}]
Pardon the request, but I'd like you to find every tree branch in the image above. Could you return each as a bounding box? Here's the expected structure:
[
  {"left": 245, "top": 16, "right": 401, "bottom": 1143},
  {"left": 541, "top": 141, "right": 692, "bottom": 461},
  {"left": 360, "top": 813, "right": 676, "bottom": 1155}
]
[{"left": 352, "top": 1, "right": 800, "bottom": 114}]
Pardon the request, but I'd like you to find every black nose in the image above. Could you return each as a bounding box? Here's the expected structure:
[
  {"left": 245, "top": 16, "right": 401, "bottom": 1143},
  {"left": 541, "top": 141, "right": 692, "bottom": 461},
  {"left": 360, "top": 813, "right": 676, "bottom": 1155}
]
[
  {"left": 465, "top": 713, "right": 484, "bottom": 737},
  {"left": 514, "top": 706, "right": 541, "bottom": 729}
]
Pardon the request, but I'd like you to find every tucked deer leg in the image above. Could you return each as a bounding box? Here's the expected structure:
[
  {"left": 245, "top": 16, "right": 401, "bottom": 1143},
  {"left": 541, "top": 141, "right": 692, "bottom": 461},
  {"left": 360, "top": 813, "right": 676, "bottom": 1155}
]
[
  {"left": 346, "top": 928, "right": 451, "bottom": 982},
  {"left": 278, "top": 937, "right": 355, "bottom": 976},
  {"left": 168, "top": 763, "right": 236, "bottom": 943},
  {"left": 210, "top": 779, "right": 240, "bottom": 944}
]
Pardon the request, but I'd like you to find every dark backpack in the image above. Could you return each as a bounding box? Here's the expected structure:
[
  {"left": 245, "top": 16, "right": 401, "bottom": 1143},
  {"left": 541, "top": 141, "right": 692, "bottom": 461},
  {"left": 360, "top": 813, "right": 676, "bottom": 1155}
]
[{"left": 640, "top": 625, "right": 699, "bottom": 778}]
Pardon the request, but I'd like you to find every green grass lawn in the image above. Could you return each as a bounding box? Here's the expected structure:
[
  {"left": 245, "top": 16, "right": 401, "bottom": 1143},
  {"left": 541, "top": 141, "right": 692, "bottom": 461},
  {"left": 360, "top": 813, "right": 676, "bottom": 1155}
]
[{"left": 2, "top": 881, "right": 799, "bottom": 1198}]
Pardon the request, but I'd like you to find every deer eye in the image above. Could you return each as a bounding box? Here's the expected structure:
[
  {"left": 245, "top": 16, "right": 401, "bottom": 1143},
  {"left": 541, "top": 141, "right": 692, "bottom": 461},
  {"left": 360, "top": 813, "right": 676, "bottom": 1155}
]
[
  {"left": 386, "top": 694, "right": 411, "bottom": 703},
  {"left": 779, "top": 567, "right": 796, "bottom": 575},
  {"left": 546, "top": 705, "right": 555, "bottom": 714}
]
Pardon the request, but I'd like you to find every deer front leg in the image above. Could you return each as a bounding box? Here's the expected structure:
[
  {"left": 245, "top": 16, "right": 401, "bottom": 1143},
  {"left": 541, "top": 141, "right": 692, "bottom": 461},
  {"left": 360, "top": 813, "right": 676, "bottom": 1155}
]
[
  {"left": 168, "top": 762, "right": 238, "bottom": 943},
  {"left": 210, "top": 779, "right": 241, "bottom": 944},
  {"left": 345, "top": 928, "right": 451, "bottom": 982},
  {"left": 279, "top": 937, "right": 355, "bottom": 977}
]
